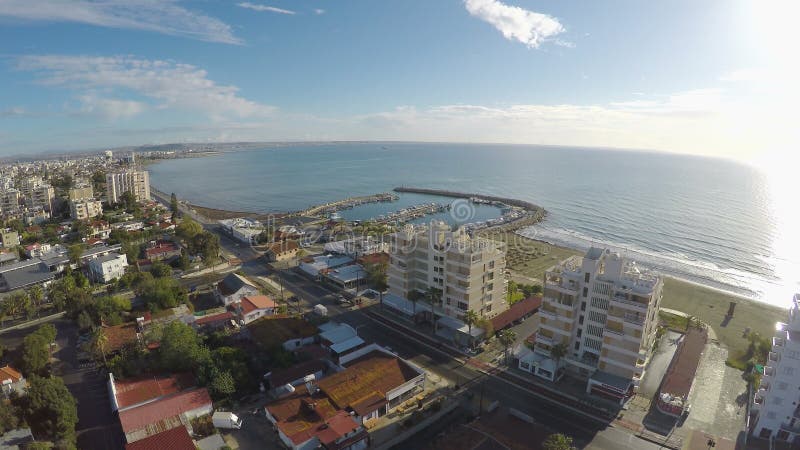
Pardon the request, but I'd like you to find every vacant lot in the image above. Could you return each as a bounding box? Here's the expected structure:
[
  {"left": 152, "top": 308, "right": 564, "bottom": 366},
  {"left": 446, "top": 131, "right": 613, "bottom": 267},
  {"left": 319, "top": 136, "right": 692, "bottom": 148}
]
[{"left": 479, "top": 230, "right": 581, "bottom": 284}]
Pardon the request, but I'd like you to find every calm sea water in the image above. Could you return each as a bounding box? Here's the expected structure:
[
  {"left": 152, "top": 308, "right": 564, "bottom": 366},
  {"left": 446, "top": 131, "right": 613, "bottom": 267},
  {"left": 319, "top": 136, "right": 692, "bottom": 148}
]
[{"left": 149, "top": 143, "right": 799, "bottom": 307}]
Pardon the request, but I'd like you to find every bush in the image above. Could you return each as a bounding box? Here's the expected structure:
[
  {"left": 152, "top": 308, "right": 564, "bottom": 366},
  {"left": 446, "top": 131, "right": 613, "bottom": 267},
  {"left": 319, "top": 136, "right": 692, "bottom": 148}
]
[{"left": 190, "top": 415, "right": 216, "bottom": 438}]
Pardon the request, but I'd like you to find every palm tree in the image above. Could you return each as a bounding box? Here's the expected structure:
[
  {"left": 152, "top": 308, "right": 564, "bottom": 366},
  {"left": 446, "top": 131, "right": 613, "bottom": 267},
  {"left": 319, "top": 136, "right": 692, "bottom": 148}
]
[
  {"left": 464, "top": 309, "right": 480, "bottom": 348},
  {"left": 550, "top": 342, "right": 569, "bottom": 379},
  {"left": 28, "top": 285, "right": 43, "bottom": 316},
  {"left": 426, "top": 287, "right": 443, "bottom": 334},
  {"left": 408, "top": 290, "right": 422, "bottom": 317},
  {"left": 91, "top": 327, "right": 109, "bottom": 366},
  {"left": 498, "top": 329, "right": 517, "bottom": 364}
]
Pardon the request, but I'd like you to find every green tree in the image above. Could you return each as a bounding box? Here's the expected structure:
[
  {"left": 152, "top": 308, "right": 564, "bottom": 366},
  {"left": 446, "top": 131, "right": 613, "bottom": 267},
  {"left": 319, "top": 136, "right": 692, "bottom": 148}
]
[
  {"left": 550, "top": 342, "right": 569, "bottom": 378},
  {"left": 22, "top": 333, "right": 50, "bottom": 376},
  {"left": 67, "top": 243, "right": 85, "bottom": 266},
  {"left": 463, "top": 309, "right": 479, "bottom": 347},
  {"left": 407, "top": 290, "right": 423, "bottom": 316},
  {"left": 498, "top": 329, "right": 517, "bottom": 364},
  {"left": 158, "top": 321, "right": 210, "bottom": 372},
  {"left": 542, "top": 433, "right": 574, "bottom": 450},
  {"left": 211, "top": 347, "right": 254, "bottom": 393},
  {"left": 176, "top": 218, "right": 203, "bottom": 242},
  {"left": 0, "top": 398, "right": 21, "bottom": 434},
  {"left": 91, "top": 327, "right": 108, "bottom": 366},
  {"left": 210, "top": 370, "right": 236, "bottom": 399},
  {"left": 36, "top": 324, "right": 57, "bottom": 344},
  {"left": 23, "top": 375, "right": 79, "bottom": 448},
  {"left": 150, "top": 261, "right": 173, "bottom": 278},
  {"left": 170, "top": 193, "right": 179, "bottom": 214},
  {"left": 191, "top": 232, "right": 220, "bottom": 267}
]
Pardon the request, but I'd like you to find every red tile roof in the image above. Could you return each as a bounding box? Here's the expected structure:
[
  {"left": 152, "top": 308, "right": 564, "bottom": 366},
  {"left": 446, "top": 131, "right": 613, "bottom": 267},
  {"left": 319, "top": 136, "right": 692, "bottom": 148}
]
[
  {"left": 0, "top": 365, "right": 23, "bottom": 383},
  {"left": 195, "top": 311, "right": 233, "bottom": 326},
  {"left": 317, "top": 350, "right": 419, "bottom": 413},
  {"left": 490, "top": 296, "right": 542, "bottom": 331},
  {"left": 145, "top": 242, "right": 179, "bottom": 258},
  {"left": 660, "top": 328, "right": 707, "bottom": 398},
  {"left": 114, "top": 373, "right": 195, "bottom": 410},
  {"left": 124, "top": 425, "right": 195, "bottom": 450},
  {"left": 267, "top": 240, "right": 299, "bottom": 254},
  {"left": 241, "top": 295, "right": 276, "bottom": 315},
  {"left": 266, "top": 389, "right": 360, "bottom": 446},
  {"left": 119, "top": 388, "right": 212, "bottom": 434}
]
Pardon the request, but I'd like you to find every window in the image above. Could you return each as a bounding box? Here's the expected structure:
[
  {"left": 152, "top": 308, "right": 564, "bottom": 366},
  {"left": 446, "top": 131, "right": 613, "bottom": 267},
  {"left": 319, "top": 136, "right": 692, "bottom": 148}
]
[
  {"left": 781, "top": 367, "right": 795, "bottom": 376},
  {"left": 579, "top": 315, "right": 584, "bottom": 325},
  {"left": 590, "top": 297, "right": 609, "bottom": 310},
  {"left": 485, "top": 304, "right": 492, "bottom": 312},
  {"left": 582, "top": 287, "right": 588, "bottom": 298},
  {"left": 585, "top": 273, "right": 590, "bottom": 283},
  {"left": 458, "top": 302, "right": 468, "bottom": 311},
  {"left": 581, "top": 301, "right": 586, "bottom": 312},
  {"left": 587, "top": 325, "right": 603, "bottom": 337},
  {"left": 574, "top": 341, "right": 580, "bottom": 351},
  {"left": 577, "top": 328, "right": 583, "bottom": 338},
  {"left": 520, "top": 362, "right": 530, "bottom": 370}
]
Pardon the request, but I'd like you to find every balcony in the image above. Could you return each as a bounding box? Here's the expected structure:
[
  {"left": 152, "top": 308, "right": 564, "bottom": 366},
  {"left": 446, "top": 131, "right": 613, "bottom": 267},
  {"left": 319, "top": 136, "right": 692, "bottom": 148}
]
[
  {"left": 773, "top": 336, "right": 785, "bottom": 348},
  {"left": 540, "top": 308, "right": 557, "bottom": 320},
  {"left": 604, "top": 326, "right": 624, "bottom": 337},
  {"left": 623, "top": 313, "right": 645, "bottom": 326},
  {"left": 536, "top": 333, "right": 554, "bottom": 347},
  {"left": 763, "top": 365, "right": 776, "bottom": 378},
  {"left": 611, "top": 293, "right": 648, "bottom": 310},
  {"left": 769, "top": 351, "right": 780, "bottom": 363},
  {"left": 779, "top": 421, "right": 800, "bottom": 434}
]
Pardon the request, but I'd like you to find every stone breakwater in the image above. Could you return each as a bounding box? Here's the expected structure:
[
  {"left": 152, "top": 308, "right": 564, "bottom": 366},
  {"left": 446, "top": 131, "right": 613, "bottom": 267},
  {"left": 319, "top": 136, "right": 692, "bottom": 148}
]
[{"left": 393, "top": 186, "right": 547, "bottom": 231}]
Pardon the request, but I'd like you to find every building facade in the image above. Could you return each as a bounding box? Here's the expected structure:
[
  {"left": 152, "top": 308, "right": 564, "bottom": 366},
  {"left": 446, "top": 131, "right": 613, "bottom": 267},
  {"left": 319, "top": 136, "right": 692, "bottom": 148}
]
[
  {"left": 68, "top": 184, "right": 94, "bottom": 202},
  {"left": 88, "top": 253, "right": 128, "bottom": 283},
  {"left": 532, "top": 247, "right": 661, "bottom": 403},
  {"left": 388, "top": 221, "right": 507, "bottom": 320},
  {"left": 70, "top": 199, "right": 103, "bottom": 220},
  {"left": 27, "top": 184, "right": 55, "bottom": 211},
  {"left": 106, "top": 170, "right": 150, "bottom": 204},
  {"left": 752, "top": 293, "right": 800, "bottom": 446}
]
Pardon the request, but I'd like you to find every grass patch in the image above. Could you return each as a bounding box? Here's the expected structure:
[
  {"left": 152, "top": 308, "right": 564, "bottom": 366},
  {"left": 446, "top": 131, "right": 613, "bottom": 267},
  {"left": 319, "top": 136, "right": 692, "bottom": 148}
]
[
  {"left": 661, "top": 277, "right": 787, "bottom": 358},
  {"left": 478, "top": 230, "right": 581, "bottom": 283},
  {"left": 658, "top": 311, "right": 690, "bottom": 332},
  {"left": 507, "top": 290, "right": 525, "bottom": 305}
]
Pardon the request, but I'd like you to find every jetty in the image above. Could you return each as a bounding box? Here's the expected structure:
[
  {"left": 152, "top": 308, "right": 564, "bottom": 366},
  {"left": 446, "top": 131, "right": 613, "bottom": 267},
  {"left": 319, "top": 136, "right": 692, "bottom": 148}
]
[
  {"left": 393, "top": 187, "right": 543, "bottom": 212},
  {"left": 373, "top": 202, "right": 448, "bottom": 224},
  {"left": 297, "top": 192, "right": 399, "bottom": 217}
]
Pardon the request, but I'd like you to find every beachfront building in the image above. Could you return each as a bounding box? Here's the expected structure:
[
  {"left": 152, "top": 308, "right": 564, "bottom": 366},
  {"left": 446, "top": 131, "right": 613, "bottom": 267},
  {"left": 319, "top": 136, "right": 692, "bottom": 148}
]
[
  {"left": 387, "top": 221, "right": 508, "bottom": 321},
  {"left": 106, "top": 169, "right": 150, "bottom": 204},
  {"left": 219, "top": 218, "right": 264, "bottom": 245},
  {"left": 529, "top": 247, "right": 661, "bottom": 404},
  {"left": 752, "top": 293, "right": 800, "bottom": 446}
]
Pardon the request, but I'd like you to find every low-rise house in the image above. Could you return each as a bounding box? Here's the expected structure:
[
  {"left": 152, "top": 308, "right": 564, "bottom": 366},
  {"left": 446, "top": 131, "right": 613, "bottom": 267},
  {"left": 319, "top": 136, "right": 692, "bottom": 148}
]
[
  {"left": 215, "top": 273, "right": 259, "bottom": 306},
  {"left": 265, "top": 359, "right": 328, "bottom": 395},
  {"left": 219, "top": 218, "right": 264, "bottom": 244},
  {"left": 265, "top": 240, "right": 300, "bottom": 262},
  {"left": 113, "top": 220, "right": 145, "bottom": 232},
  {"left": 656, "top": 328, "right": 707, "bottom": 417},
  {"left": 25, "top": 242, "right": 52, "bottom": 258},
  {"left": 319, "top": 345, "right": 426, "bottom": 423},
  {"left": 265, "top": 387, "right": 367, "bottom": 450},
  {"left": 89, "top": 220, "right": 112, "bottom": 239},
  {"left": 0, "top": 365, "right": 26, "bottom": 397},
  {"left": 193, "top": 311, "right": 236, "bottom": 332},
  {"left": 144, "top": 241, "right": 181, "bottom": 261},
  {"left": 237, "top": 295, "right": 276, "bottom": 324},
  {"left": 324, "top": 238, "right": 388, "bottom": 259},
  {"left": 88, "top": 252, "right": 128, "bottom": 283},
  {"left": 247, "top": 317, "right": 319, "bottom": 351},
  {"left": 299, "top": 254, "right": 354, "bottom": 280},
  {"left": 318, "top": 322, "right": 364, "bottom": 361},
  {"left": 489, "top": 296, "right": 542, "bottom": 333},
  {"left": 322, "top": 264, "right": 367, "bottom": 291}
]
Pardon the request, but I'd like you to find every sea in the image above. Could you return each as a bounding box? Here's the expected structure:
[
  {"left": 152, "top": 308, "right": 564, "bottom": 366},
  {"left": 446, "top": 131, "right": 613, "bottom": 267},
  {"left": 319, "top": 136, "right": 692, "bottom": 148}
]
[{"left": 148, "top": 143, "right": 800, "bottom": 308}]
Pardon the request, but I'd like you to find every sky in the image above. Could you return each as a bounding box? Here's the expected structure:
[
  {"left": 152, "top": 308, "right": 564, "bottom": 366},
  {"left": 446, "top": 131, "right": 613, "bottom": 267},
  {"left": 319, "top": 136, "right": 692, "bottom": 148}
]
[{"left": 0, "top": 0, "right": 796, "bottom": 161}]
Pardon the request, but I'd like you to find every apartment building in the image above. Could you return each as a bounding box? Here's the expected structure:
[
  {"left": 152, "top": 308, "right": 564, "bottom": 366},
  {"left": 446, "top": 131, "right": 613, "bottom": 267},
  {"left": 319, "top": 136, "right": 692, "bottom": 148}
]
[
  {"left": 70, "top": 199, "right": 103, "bottom": 220},
  {"left": 27, "top": 184, "right": 55, "bottom": 211},
  {"left": 388, "top": 221, "right": 507, "bottom": 321},
  {"left": 530, "top": 247, "right": 661, "bottom": 404},
  {"left": 752, "top": 293, "right": 800, "bottom": 446},
  {"left": 106, "top": 169, "right": 150, "bottom": 204},
  {"left": 0, "top": 189, "right": 21, "bottom": 215},
  {"left": 68, "top": 184, "right": 94, "bottom": 201}
]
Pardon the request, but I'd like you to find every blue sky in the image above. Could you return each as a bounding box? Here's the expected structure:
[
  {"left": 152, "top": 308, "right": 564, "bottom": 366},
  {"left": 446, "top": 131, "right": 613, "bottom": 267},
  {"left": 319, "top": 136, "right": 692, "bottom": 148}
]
[{"left": 0, "top": 0, "right": 795, "bottom": 160}]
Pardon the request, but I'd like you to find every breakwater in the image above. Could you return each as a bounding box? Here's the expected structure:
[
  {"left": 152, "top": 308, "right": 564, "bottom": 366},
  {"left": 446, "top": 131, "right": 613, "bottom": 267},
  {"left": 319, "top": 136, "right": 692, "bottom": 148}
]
[
  {"left": 296, "top": 192, "right": 399, "bottom": 217},
  {"left": 393, "top": 187, "right": 544, "bottom": 213}
]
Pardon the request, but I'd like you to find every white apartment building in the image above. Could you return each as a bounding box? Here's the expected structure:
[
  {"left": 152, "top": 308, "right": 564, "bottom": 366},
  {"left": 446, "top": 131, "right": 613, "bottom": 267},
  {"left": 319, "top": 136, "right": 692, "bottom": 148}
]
[
  {"left": 88, "top": 253, "right": 128, "bottom": 283},
  {"left": 0, "top": 189, "right": 20, "bottom": 215},
  {"left": 106, "top": 170, "right": 150, "bottom": 204},
  {"left": 388, "top": 221, "right": 507, "bottom": 321},
  {"left": 530, "top": 247, "right": 661, "bottom": 404},
  {"left": 70, "top": 199, "right": 103, "bottom": 220},
  {"left": 752, "top": 293, "right": 800, "bottom": 446},
  {"left": 68, "top": 184, "right": 94, "bottom": 202},
  {"left": 27, "top": 184, "right": 54, "bottom": 211}
]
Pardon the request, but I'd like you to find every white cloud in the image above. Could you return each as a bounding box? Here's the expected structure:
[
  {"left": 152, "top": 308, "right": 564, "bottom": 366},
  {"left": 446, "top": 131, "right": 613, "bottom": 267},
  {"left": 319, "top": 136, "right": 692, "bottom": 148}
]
[
  {"left": 313, "top": 9, "right": 325, "bottom": 15},
  {"left": 0, "top": 0, "right": 241, "bottom": 44},
  {"left": 237, "top": 2, "right": 295, "bottom": 15},
  {"left": 0, "top": 107, "right": 28, "bottom": 117},
  {"left": 17, "top": 55, "right": 274, "bottom": 119},
  {"left": 77, "top": 95, "right": 146, "bottom": 119},
  {"left": 464, "top": 0, "right": 565, "bottom": 48}
]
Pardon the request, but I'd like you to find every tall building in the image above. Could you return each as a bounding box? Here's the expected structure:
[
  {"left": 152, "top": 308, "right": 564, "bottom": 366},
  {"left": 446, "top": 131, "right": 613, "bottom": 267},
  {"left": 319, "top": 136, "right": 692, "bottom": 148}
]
[
  {"left": 19, "top": 177, "right": 44, "bottom": 198},
  {"left": 0, "top": 189, "right": 21, "bottom": 216},
  {"left": 106, "top": 170, "right": 150, "bottom": 204},
  {"left": 752, "top": 293, "right": 800, "bottom": 446},
  {"left": 531, "top": 247, "right": 661, "bottom": 403},
  {"left": 70, "top": 199, "right": 103, "bottom": 220},
  {"left": 27, "top": 184, "right": 55, "bottom": 212},
  {"left": 388, "top": 221, "right": 507, "bottom": 320},
  {"left": 68, "top": 184, "right": 94, "bottom": 201}
]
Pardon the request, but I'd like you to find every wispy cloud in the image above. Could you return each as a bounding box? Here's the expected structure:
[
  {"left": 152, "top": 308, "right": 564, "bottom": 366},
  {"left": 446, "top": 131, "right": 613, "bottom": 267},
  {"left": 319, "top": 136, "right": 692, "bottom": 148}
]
[
  {"left": 76, "top": 95, "right": 146, "bottom": 120},
  {"left": 313, "top": 8, "right": 325, "bottom": 15},
  {"left": 0, "top": 107, "right": 28, "bottom": 117},
  {"left": 237, "top": 2, "right": 295, "bottom": 15},
  {"left": 0, "top": 0, "right": 241, "bottom": 44},
  {"left": 17, "top": 55, "right": 274, "bottom": 119},
  {"left": 463, "top": 0, "right": 565, "bottom": 48}
]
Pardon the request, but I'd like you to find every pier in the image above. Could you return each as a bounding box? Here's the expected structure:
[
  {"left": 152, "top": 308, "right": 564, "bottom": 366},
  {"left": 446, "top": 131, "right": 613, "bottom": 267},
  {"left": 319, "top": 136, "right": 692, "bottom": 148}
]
[
  {"left": 393, "top": 187, "right": 544, "bottom": 212},
  {"left": 372, "top": 202, "right": 448, "bottom": 224},
  {"left": 297, "top": 192, "right": 399, "bottom": 217}
]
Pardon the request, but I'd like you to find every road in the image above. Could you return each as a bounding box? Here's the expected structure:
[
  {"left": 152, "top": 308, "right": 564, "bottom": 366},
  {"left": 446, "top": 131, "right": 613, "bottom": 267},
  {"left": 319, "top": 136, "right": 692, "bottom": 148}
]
[{"left": 154, "top": 192, "right": 664, "bottom": 450}]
